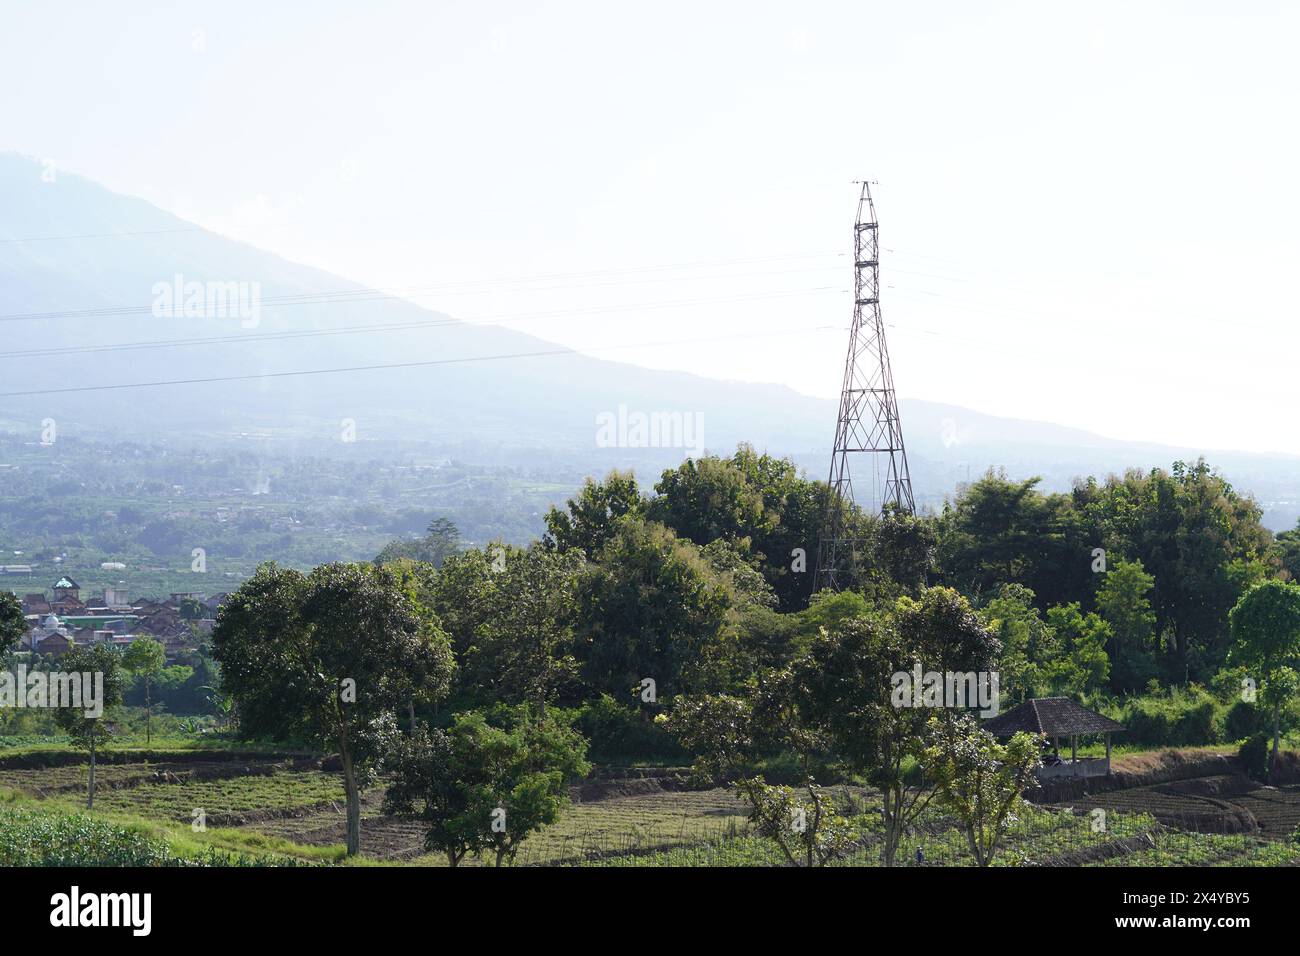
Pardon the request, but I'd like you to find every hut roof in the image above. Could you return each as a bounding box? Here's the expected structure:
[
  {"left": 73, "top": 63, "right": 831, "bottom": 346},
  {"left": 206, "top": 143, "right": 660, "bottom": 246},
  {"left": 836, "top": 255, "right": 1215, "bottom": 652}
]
[{"left": 982, "top": 697, "right": 1125, "bottom": 737}]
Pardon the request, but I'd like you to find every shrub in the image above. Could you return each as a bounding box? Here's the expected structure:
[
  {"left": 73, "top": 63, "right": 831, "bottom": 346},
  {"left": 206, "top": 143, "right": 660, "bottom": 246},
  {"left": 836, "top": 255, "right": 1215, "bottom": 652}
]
[
  {"left": 0, "top": 806, "right": 309, "bottom": 866},
  {"left": 575, "top": 694, "right": 685, "bottom": 763},
  {"left": 1223, "top": 699, "right": 1262, "bottom": 742},
  {"left": 1118, "top": 685, "right": 1223, "bottom": 747},
  {"left": 1239, "top": 734, "right": 1270, "bottom": 782}
]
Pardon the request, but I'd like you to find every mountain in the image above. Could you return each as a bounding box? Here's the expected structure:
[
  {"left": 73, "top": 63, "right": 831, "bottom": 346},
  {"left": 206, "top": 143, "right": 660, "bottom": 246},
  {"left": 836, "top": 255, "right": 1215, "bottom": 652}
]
[
  {"left": 0, "top": 153, "right": 831, "bottom": 455},
  {"left": 2, "top": 153, "right": 1297, "bottom": 530}
]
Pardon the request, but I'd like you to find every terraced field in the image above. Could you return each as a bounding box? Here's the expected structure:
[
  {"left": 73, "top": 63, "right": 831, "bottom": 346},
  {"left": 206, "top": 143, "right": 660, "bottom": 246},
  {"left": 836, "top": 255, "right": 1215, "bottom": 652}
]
[
  {"left": 2, "top": 750, "right": 1297, "bottom": 867},
  {"left": 1065, "top": 774, "right": 1300, "bottom": 840}
]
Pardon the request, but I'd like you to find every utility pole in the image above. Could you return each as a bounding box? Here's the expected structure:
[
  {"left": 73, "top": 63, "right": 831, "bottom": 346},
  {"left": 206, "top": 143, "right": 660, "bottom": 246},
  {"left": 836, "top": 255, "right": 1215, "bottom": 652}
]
[{"left": 814, "top": 181, "right": 915, "bottom": 592}]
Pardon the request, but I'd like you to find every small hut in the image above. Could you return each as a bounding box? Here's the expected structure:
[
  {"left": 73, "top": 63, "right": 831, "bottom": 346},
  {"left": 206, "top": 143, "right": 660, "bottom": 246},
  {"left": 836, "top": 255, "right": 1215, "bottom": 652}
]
[{"left": 982, "top": 697, "right": 1125, "bottom": 779}]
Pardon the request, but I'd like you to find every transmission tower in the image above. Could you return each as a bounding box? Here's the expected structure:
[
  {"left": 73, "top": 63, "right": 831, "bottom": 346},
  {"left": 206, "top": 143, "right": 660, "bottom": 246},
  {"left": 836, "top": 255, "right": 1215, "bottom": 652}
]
[{"left": 814, "top": 181, "right": 915, "bottom": 591}]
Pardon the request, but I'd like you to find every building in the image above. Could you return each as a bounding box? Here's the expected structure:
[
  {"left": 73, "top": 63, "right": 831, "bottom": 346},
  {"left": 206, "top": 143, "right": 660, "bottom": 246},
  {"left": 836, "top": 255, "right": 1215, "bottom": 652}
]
[
  {"left": 49, "top": 577, "right": 86, "bottom": 615},
  {"left": 982, "top": 697, "right": 1126, "bottom": 780},
  {"left": 34, "top": 632, "right": 72, "bottom": 656}
]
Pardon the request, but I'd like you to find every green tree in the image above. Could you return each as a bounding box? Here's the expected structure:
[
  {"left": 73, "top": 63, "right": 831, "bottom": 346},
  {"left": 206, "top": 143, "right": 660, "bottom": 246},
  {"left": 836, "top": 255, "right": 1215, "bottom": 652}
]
[
  {"left": 375, "top": 517, "right": 461, "bottom": 567},
  {"left": 385, "top": 709, "right": 590, "bottom": 867},
  {"left": 213, "top": 562, "right": 456, "bottom": 855},
  {"left": 576, "top": 518, "right": 733, "bottom": 701},
  {"left": 1095, "top": 557, "right": 1158, "bottom": 692},
  {"left": 383, "top": 725, "right": 480, "bottom": 866},
  {"left": 1229, "top": 580, "right": 1300, "bottom": 779},
  {"left": 544, "top": 470, "right": 642, "bottom": 557},
  {"left": 1044, "top": 603, "right": 1112, "bottom": 696},
  {"left": 1275, "top": 521, "right": 1300, "bottom": 583},
  {"left": 664, "top": 691, "right": 859, "bottom": 867},
  {"left": 923, "top": 714, "right": 1043, "bottom": 866},
  {"left": 122, "top": 638, "right": 166, "bottom": 744},
  {"left": 53, "top": 643, "right": 125, "bottom": 808},
  {"left": 650, "top": 447, "right": 840, "bottom": 611},
  {"left": 1081, "top": 460, "right": 1275, "bottom": 680},
  {"left": 0, "top": 591, "right": 24, "bottom": 656},
  {"left": 178, "top": 597, "right": 206, "bottom": 622},
  {"left": 980, "top": 584, "right": 1060, "bottom": 705},
  {"left": 477, "top": 545, "right": 587, "bottom": 710}
]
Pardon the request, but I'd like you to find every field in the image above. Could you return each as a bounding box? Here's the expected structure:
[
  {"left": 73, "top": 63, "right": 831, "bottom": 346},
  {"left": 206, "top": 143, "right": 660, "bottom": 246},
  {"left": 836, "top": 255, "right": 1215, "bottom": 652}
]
[{"left": 2, "top": 745, "right": 1298, "bottom": 867}]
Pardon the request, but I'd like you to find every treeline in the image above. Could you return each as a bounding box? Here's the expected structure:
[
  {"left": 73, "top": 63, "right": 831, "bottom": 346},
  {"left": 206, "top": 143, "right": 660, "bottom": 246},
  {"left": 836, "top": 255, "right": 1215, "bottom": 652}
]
[{"left": 200, "top": 446, "right": 1300, "bottom": 862}]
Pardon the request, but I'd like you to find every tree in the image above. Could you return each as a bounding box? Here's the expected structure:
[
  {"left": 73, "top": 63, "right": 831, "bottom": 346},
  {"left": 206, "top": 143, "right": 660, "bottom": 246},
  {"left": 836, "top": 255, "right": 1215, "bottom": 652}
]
[
  {"left": 544, "top": 471, "right": 642, "bottom": 557},
  {"left": 480, "top": 546, "right": 586, "bottom": 711},
  {"left": 1095, "top": 557, "right": 1158, "bottom": 692},
  {"left": 0, "top": 592, "right": 27, "bottom": 656},
  {"left": 53, "top": 643, "right": 125, "bottom": 808},
  {"left": 385, "top": 709, "right": 590, "bottom": 867},
  {"left": 1275, "top": 521, "right": 1300, "bottom": 583},
  {"left": 178, "top": 597, "right": 206, "bottom": 622},
  {"left": 649, "top": 447, "right": 835, "bottom": 611},
  {"left": 1043, "top": 603, "right": 1112, "bottom": 696},
  {"left": 1229, "top": 580, "right": 1300, "bottom": 779},
  {"left": 383, "top": 725, "right": 480, "bottom": 866},
  {"left": 799, "top": 588, "right": 1000, "bottom": 866},
  {"left": 1080, "top": 460, "right": 1275, "bottom": 680},
  {"left": 122, "top": 638, "right": 166, "bottom": 745},
  {"left": 664, "top": 691, "right": 859, "bottom": 867},
  {"left": 576, "top": 518, "right": 733, "bottom": 701},
  {"left": 980, "top": 584, "right": 1059, "bottom": 705},
  {"left": 923, "top": 714, "right": 1043, "bottom": 866},
  {"left": 213, "top": 562, "right": 456, "bottom": 855},
  {"left": 375, "top": 517, "right": 461, "bottom": 567},
  {"left": 423, "top": 544, "right": 586, "bottom": 710}
]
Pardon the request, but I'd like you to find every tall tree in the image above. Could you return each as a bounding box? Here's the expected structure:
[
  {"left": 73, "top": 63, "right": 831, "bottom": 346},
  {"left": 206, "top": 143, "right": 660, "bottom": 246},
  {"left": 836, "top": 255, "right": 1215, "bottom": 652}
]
[
  {"left": 794, "top": 589, "right": 999, "bottom": 866},
  {"left": 576, "top": 518, "right": 733, "bottom": 701},
  {"left": 122, "top": 638, "right": 166, "bottom": 745},
  {"left": 213, "top": 562, "right": 455, "bottom": 855},
  {"left": 53, "top": 643, "right": 125, "bottom": 808},
  {"left": 1043, "top": 603, "right": 1112, "bottom": 696},
  {"left": 375, "top": 517, "right": 461, "bottom": 567},
  {"left": 1095, "top": 557, "right": 1158, "bottom": 692},
  {"left": 980, "top": 584, "right": 1060, "bottom": 705},
  {"left": 544, "top": 471, "right": 642, "bottom": 557},
  {"left": 0, "top": 591, "right": 24, "bottom": 656},
  {"left": 1229, "top": 580, "right": 1300, "bottom": 779}
]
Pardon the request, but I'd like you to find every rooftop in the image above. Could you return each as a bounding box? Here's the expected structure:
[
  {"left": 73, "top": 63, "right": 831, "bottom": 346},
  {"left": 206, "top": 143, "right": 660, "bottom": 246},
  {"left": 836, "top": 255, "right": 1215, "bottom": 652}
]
[{"left": 982, "top": 697, "right": 1125, "bottom": 737}]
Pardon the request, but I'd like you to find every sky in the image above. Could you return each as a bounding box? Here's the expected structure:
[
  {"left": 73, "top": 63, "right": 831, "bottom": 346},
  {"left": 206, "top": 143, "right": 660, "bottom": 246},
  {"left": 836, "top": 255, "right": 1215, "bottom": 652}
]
[{"left": 2, "top": 0, "right": 1298, "bottom": 455}]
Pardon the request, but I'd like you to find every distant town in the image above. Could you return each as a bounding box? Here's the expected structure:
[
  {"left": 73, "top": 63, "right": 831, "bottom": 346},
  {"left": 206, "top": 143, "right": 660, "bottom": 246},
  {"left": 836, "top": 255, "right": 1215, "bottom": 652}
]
[{"left": 14, "top": 576, "right": 221, "bottom": 662}]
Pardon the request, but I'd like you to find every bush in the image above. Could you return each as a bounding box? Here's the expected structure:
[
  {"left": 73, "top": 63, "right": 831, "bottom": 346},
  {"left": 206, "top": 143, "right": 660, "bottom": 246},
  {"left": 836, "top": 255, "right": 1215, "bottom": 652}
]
[
  {"left": 574, "top": 694, "right": 685, "bottom": 763},
  {"left": 1223, "top": 699, "right": 1262, "bottom": 742},
  {"left": 1117, "top": 685, "right": 1223, "bottom": 747},
  {"left": 1239, "top": 734, "right": 1270, "bottom": 782},
  {"left": 0, "top": 807, "right": 303, "bottom": 866}
]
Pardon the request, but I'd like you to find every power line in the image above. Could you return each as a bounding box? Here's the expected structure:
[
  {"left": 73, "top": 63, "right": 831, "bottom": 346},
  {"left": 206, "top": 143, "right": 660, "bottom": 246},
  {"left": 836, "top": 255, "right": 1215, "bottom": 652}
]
[
  {"left": 0, "top": 324, "right": 841, "bottom": 399},
  {"left": 0, "top": 286, "right": 845, "bottom": 360},
  {"left": 0, "top": 254, "right": 847, "bottom": 323}
]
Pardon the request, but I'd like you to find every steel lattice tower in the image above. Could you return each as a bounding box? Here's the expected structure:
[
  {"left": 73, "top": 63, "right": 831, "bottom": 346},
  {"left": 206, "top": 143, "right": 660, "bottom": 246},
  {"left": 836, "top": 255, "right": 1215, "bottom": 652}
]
[{"left": 814, "top": 182, "right": 915, "bottom": 591}]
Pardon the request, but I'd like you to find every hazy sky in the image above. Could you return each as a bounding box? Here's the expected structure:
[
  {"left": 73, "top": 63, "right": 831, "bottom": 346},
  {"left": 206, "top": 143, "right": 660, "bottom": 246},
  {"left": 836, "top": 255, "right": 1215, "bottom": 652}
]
[{"left": 3, "top": 1, "right": 1298, "bottom": 454}]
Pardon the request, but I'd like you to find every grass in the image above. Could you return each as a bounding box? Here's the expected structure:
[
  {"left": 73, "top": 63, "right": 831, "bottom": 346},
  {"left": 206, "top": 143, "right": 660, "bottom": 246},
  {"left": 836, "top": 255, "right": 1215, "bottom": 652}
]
[{"left": 3, "top": 738, "right": 1300, "bottom": 868}]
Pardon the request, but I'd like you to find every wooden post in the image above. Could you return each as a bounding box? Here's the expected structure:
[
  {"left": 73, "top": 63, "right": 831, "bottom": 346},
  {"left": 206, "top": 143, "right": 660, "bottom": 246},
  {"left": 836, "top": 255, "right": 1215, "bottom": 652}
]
[
  {"left": 1104, "top": 733, "right": 1112, "bottom": 775},
  {"left": 1071, "top": 734, "right": 1077, "bottom": 766}
]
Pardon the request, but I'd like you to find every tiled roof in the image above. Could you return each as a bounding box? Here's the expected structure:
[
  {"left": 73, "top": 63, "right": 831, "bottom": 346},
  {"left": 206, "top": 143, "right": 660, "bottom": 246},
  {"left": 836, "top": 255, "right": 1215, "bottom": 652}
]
[{"left": 982, "top": 697, "right": 1125, "bottom": 737}]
